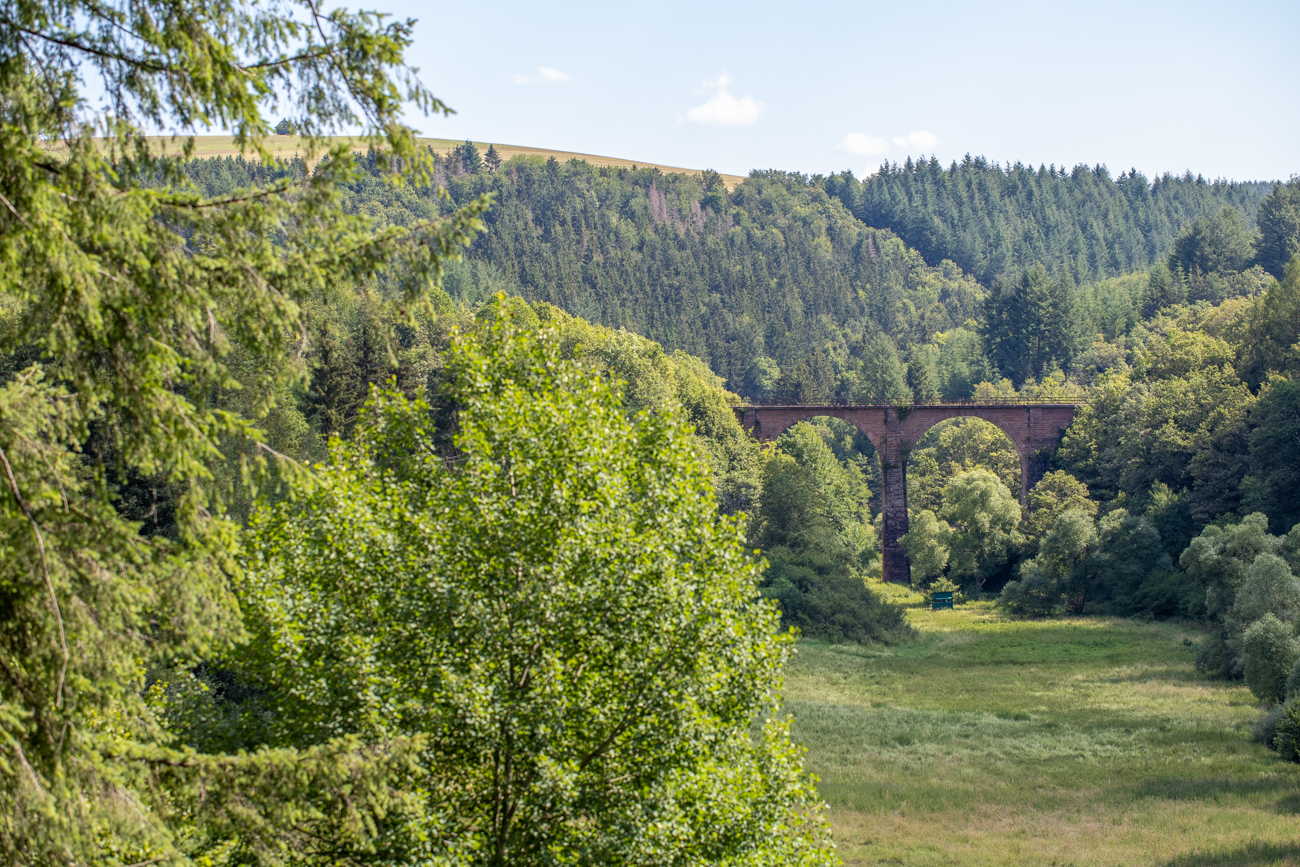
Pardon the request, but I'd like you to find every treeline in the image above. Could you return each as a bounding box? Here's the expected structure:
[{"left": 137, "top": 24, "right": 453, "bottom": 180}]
[{"left": 825, "top": 156, "right": 1276, "bottom": 284}]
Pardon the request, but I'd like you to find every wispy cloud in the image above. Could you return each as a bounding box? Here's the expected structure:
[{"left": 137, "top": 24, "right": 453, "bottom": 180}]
[
  {"left": 836, "top": 130, "right": 938, "bottom": 156},
  {"left": 512, "top": 65, "right": 573, "bottom": 85},
  {"left": 683, "top": 74, "right": 764, "bottom": 126}
]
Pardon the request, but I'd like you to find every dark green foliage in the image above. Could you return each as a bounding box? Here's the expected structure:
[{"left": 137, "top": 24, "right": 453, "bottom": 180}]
[
  {"left": 1142, "top": 483, "right": 1197, "bottom": 562},
  {"left": 1181, "top": 514, "right": 1299, "bottom": 679},
  {"left": 274, "top": 118, "right": 297, "bottom": 135},
  {"left": 999, "top": 509, "right": 1096, "bottom": 616},
  {"left": 753, "top": 421, "right": 909, "bottom": 644},
  {"left": 1274, "top": 698, "right": 1300, "bottom": 762},
  {"left": 1242, "top": 614, "right": 1298, "bottom": 703},
  {"left": 436, "top": 162, "right": 985, "bottom": 397},
  {"left": 907, "top": 419, "right": 1021, "bottom": 516},
  {"left": 981, "top": 265, "right": 1077, "bottom": 385},
  {"left": 1242, "top": 378, "right": 1300, "bottom": 533},
  {"left": 1143, "top": 262, "right": 1185, "bottom": 316},
  {"left": 856, "top": 332, "right": 910, "bottom": 403},
  {"left": 831, "top": 157, "right": 1272, "bottom": 284},
  {"left": 1288, "top": 655, "right": 1300, "bottom": 701},
  {"left": 482, "top": 143, "right": 502, "bottom": 173},
  {"left": 1255, "top": 181, "right": 1300, "bottom": 279},
  {"left": 452, "top": 139, "right": 482, "bottom": 174},
  {"left": 177, "top": 157, "right": 991, "bottom": 400},
  {"left": 935, "top": 326, "right": 996, "bottom": 398},
  {"left": 761, "top": 547, "right": 910, "bottom": 644},
  {"left": 1167, "top": 207, "right": 1256, "bottom": 277},
  {"left": 1238, "top": 256, "right": 1300, "bottom": 389},
  {"left": 1254, "top": 698, "right": 1288, "bottom": 748}
]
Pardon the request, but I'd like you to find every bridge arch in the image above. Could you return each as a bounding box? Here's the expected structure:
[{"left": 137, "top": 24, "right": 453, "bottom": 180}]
[
  {"left": 905, "top": 417, "right": 1022, "bottom": 518},
  {"left": 733, "top": 403, "right": 1078, "bottom": 584}
]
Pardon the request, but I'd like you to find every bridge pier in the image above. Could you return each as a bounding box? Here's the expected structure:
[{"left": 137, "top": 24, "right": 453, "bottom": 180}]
[
  {"left": 880, "top": 407, "right": 911, "bottom": 586},
  {"left": 734, "top": 403, "right": 1078, "bottom": 584}
]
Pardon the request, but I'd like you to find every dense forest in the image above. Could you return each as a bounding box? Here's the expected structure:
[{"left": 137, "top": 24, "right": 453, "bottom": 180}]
[
  {"left": 826, "top": 156, "right": 1275, "bottom": 283},
  {"left": 282, "top": 147, "right": 1300, "bottom": 758}
]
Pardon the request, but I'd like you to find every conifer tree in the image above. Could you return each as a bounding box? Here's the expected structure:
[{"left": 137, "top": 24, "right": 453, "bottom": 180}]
[
  {"left": 0, "top": 1, "right": 488, "bottom": 861},
  {"left": 456, "top": 139, "right": 483, "bottom": 173},
  {"left": 856, "top": 332, "right": 911, "bottom": 404},
  {"left": 981, "top": 265, "right": 1075, "bottom": 385},
  {"left": 1167, "top": 206, "right": 1256, "bottom": 277},
  {"left": 1256, "top": 181, "right": 1300, "bottom": 279},
  {"left": 483, "top": 143, "right": 502, "bottom": 172}
]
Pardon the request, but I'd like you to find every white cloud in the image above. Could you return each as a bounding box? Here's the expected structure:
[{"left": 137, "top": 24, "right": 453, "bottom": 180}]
[
  {"left": 684, "top": 74, "right": 765, "bottom": 126},
  {"left": 836, "top": 129, "right": 938, "bottom": 156},
  {"left": 836, "top": 133, "right": 891, "bottom": 156},
  {"left": 512, "top": 66, "right": 573, "bottom": 85},
  {"left": 537, "top": 66, "right": 571, "bottom": 83},
  {"left": 896, "top": 130, "right": 938, "bottom": 150}
]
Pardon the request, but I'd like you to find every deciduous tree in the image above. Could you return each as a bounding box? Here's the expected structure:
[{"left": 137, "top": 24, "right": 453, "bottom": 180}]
[{"left": 233, "top": 316, "right": 839, "bottom": 866}]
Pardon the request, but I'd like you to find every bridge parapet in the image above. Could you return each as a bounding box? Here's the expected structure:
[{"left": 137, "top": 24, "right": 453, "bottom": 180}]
[{"left": 733, "top": 403, "right": 1080, "bottom": 585}]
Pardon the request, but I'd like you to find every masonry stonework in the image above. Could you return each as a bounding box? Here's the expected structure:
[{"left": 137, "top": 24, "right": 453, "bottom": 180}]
[{"left": 733, "top": 404, "right": 1079, "bottom": 585}]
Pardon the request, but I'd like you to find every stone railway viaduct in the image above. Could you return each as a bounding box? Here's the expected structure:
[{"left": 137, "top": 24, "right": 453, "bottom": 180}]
[{"left": 731, "top": 403, "right": 1079, "bottom": 585}]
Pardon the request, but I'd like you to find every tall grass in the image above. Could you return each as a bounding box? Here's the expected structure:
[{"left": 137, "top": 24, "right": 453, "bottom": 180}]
[{"left": 787, "top": 598, "right": 1300, "bottom": 866}]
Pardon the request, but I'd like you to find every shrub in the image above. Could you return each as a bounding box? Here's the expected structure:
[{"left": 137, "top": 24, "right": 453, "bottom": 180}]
[
  {"left": 899, "top": 509, "right": 951, "bottom": 587},
  {"left": 1287, "top": 655, "right": 1300, "bottom": 700},
  {"left": 1242, "top": 613, "right": 1300, "bottom": 703},
  {"left": 761, "top": 547, "right": 913, "bottom": 644},
  {"left": 1195, "top": 629, "right": 1232, "bottom": 678},
  {"left": 1274, "top": 698, "right": 1300, "bottom": 763},
  {"left": 1254, "top": 701, "right": 1287, "bottom": 749}
]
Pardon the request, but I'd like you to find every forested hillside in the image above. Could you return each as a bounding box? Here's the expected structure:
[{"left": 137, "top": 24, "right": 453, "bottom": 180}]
[
  {"left": 825, "top": 156, "right": 1275, "bottom": 283},
  {"left": 180, "top": 153, "right": 989, "bottom": 400},
  {"left": 183, "top": 150, "right": 1286, "bottom": 403}
]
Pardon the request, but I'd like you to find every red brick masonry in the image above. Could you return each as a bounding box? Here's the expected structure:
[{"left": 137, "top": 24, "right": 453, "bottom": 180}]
[{"left": 732, "top": 404, "right": 1079, "bottom": 585}]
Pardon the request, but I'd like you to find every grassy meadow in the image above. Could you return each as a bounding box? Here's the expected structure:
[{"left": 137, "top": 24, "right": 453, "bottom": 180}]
[
  {"left": 117, "top": 136, "right": 746, "bottom": 188},
  {"left": 786, "top": 592, "right": 1300, "bottom": 867}
]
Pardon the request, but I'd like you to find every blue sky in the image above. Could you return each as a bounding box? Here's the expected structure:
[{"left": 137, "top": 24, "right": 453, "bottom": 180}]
[{"left": 378, "top": 0, "right": 1296, "bottom": 181}]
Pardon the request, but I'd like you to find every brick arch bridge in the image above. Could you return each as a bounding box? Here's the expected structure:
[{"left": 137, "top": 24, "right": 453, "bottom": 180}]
[{"left": 732, "top": 403, "right": 1079, "bottom": 585}]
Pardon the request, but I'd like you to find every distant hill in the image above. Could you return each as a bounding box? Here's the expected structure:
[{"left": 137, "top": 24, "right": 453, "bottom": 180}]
[{"left": 134, "top": 135, "right": 747, "bottom": 190}]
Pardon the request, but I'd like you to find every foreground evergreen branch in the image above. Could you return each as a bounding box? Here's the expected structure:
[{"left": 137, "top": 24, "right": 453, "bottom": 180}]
[{"left": 0, "top": 0, "right": 487, "bottom": 861}]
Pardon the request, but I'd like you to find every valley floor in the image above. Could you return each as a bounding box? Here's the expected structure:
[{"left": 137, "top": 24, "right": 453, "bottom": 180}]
[{"left": 785, "top": 596, "right": 1300, "bottom": 867}]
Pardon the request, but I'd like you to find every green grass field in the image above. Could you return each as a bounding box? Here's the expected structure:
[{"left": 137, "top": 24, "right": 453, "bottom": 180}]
[{"left": 785, "top": 594, "right": 1300, "bottom": 866}]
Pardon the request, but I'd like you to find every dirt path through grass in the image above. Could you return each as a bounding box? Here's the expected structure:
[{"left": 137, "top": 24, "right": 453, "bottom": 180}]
[{"left": 785, "top": 600, "right": 1300, "bottom": 866}]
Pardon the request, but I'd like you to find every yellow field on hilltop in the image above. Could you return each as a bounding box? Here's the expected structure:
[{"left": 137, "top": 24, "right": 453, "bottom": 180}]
[
  {"left": 786, "top": 595, "right": 1300, "bottom": 866},
  {"left": 129, "top": 135, "right": 747, "bottom": 189}
]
